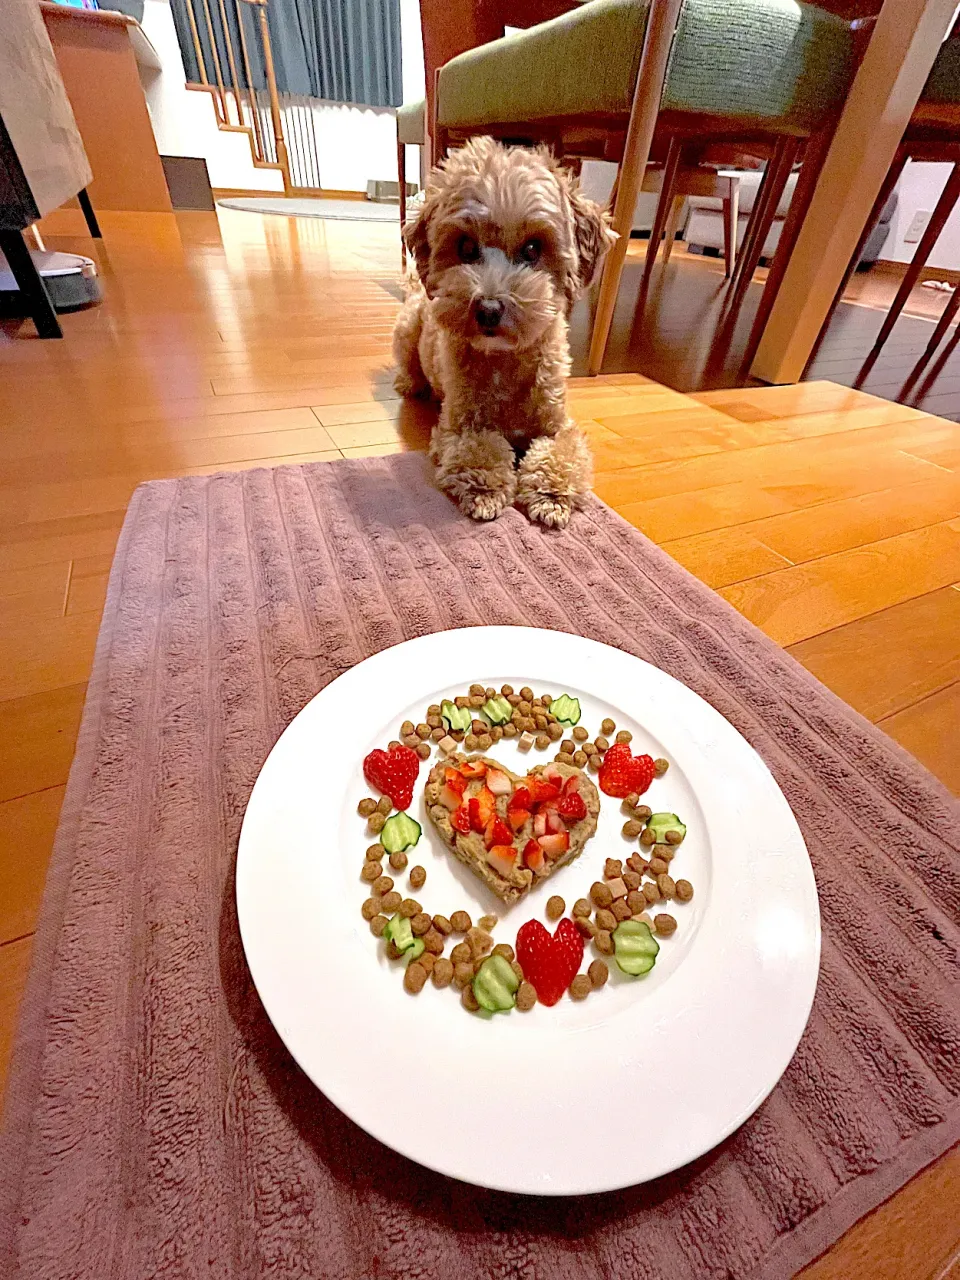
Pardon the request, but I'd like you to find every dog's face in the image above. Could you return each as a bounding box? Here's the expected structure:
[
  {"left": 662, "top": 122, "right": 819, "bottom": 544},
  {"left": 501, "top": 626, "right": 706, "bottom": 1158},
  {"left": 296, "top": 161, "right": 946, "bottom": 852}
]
[{"left": 404, "top": 137, "right": 616, "bottom": 353}]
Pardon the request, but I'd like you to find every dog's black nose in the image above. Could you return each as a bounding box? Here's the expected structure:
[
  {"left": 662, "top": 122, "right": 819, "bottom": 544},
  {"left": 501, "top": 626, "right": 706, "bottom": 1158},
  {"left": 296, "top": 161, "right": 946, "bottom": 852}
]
[{"left": 475, "top": 298, "right": 504, "bottom": 331}]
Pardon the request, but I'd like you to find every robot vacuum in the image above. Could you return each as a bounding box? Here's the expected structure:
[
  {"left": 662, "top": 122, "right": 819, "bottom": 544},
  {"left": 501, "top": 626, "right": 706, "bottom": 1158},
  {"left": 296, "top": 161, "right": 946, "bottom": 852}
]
[{"left": 0, "top": 248, "right": 102, "bottom": 312}]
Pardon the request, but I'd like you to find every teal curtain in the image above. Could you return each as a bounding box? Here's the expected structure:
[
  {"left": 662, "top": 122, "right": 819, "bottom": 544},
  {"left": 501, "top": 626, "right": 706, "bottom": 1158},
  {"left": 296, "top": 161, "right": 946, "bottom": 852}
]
[{"left": 171, "top": 0, "right": 402, "bottom": 109}]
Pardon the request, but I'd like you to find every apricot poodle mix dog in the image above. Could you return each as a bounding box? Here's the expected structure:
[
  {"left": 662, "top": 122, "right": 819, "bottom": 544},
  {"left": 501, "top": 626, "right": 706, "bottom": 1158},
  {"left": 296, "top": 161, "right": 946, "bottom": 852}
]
[{"left": 392, "top": 137, "right": 615, "bottom": 529}]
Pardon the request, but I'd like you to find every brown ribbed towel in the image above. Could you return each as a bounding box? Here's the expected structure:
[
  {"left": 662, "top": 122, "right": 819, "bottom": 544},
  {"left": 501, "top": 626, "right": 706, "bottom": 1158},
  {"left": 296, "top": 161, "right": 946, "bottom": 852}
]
[{"left": 2, "top": 453, "right": 958, "bottom": 1280}]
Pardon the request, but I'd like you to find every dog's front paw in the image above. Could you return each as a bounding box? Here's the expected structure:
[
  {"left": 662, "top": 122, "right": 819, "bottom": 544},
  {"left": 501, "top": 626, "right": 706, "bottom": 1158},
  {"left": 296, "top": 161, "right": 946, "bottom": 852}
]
[
  {"left": 394, "top": 371, "right": 428, "bottom": 399},
  {"left": 524, "top": 493, "right": 572, "bottom": 529},
  {"left": 460, "top": 485, "right": 513, "bottom": 522}
]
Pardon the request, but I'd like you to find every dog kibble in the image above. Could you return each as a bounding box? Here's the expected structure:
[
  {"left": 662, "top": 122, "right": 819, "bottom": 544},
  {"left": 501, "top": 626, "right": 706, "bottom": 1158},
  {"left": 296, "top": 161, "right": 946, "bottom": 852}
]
[
  {"left": 357, "top": 797, "right": 377, "bottom": 818},
  {"left": 389, "top": 850, "right": 408, "bottom": 871},
  {"left": 594, "top": 736, "right": 609, "bottom": 753},
  {"left": 518, "top": 732, "right": 535, "bottom": 752},
  {"left": 600, "top": 718, "right": 616, "bottom": 735},
  {"left": 434, "top": 728, "right": 450, "bottom": 744},
  {"left": 455, "top": 696, "right": 469, "bottom": 709},
  {"left": 546, "top": 895, "right": 565, "bottom": 921},
  {"left": 484, "top": 686, "right": 496, "bottom": 699},
  {"left": 595, "top": 908, "right": 617, "bottom": 932},
  {"left": 516, "top": 981, "right": 538, "bottom": 1011},
  {"left": 433, "top": 914, "right": 453, "bottom": 935},
  {"left": 370, "top": 914, "right": 389, "bottom": 937},
  {"left": 367, "top": 813, "right": 386, "bottom": 835},
  {"left": 399, "top": 898, "right": 421, "bottom": 918},
  {"left": 409, "top": 865, "right": 427, "bottom": 890},
  {"left": 404, "top": 962, "right": 428, "bottom": 994},
  {"left": 477, "top": 733, "right": 493, "bottom": 750},
  {"left": 451, "top": 941, "right": 471, "bottom": 965},
  {"left": 520, "top": 686, "right": 534, "bottom": 702},
  {"left": 361, "top": 897, "right": 382, "bottom": 921},
  {"left": 569, "top": 974, "right": 591, "bottom": 1001},
  {"left": 479, "top": 914, "right": 497, "bottom": 931},
  {"left": 658, "top": 874, "right": 676, "bottom": 899},
  {"left": 541, "top": 693, "right": 552, "bottom": 706},
  {"left": 518, "top": 700, "right": 532, "bottom": 717},
  {"left": 468, "top": 928, "right": 494, "bottom": 959},
  {"left": 416, "top": 742, "right": 431, "bottom": 760},
  {"left": 535, "top": 714, "right": 549, "bottom": 731},
  {"left": 490, "top": 725, "right": 503, "bottom": 742},
  {"left": 572, "top": 898, "right": 592, "bottom": 918},
  {"left": 416, "top": 723, "right": 432, "bottom": 740},
  {"left": 639, "top": 827, "right": 656, "bottom": 847},
  {"left": 665, "top": 828, "right": 684, "bottom": 845},
  {"left": 654, "top": 913, "right": 678, "bottom": 937},
  {"left": 604, "top": 858, "right": 624, "bottom": 879},
  {"left": 511, "top": 959, "right": 525, "bottom": 985},
  {"left": 648, "top": 857, "right": 669, "bottom": 877},
  {"left": 450, "top": 729, "right": 464, "bottom": 741},
  {"left": 595, "top": 929, "right": 614, "bottom": 955},
  {"left": 547, "top": 722, "right": 564, "bottom": 741},
  {"left": 654, "top": 757, "right": 670, "bottom": 777},
  {"left": 590, "top": 881, "right": 613, "bottom": 908},
  {"left": 403, "top": 734, "right": 420, "bottom": 749},
  {"left": 361, "top": 861, "right": 381, "bottom": 883},
  {"left": 587, "top": 756, "right": 600, "bottom": 772},
  {"left": 373, "top": 875, "right": 393, "bottom": 896},
  {"left": 627, "top": 889, "right": 645, "bottom": 914},
  {"left": 502, "top": 722, "right": 518, "bottom": 739},
  {"left": 573, "top": 750, "right": 588, "bottom": 768},
  {"left": 623, "top": 793, "right": 640, "bottom": 811},
  {"left": 470, "top": 719, "right": 485, "bottom": 735},
  {"left": 559, "top": 740, "right": 575, "bottom": 755},
  {"left": 575, "top": 915, "right": 598, "bottom": 938},
  {"left": 622, "top": 870, "right": 641, "bottom": 892},
  {"left": 469, "top": 684, "right": 485, "bottom": 697},
  {"left": 536, "top": 732, "right": 550, "bottom": 750},
  {"left": 635, "top": 804, "right": 652, "bottom": 821},
  {"left": 381, "top": 891, "right": 402, "bottom": 913},
  {"left": 461, "top": 984, "right": 481, "bottom": 1014},
  {"left": 611, "top": 898, "right": 632, "bottom": 922},
  {"left": 453, "top": 961, "right": 474, "bottom": 988},
  {"left": 501, "top": 683, "right": 514, "bottom": 696},
  {"left": 385, "top": 939, "right": 404, "bottom": 960},
  {"left": 450, "top": 910, "right": 472, "bottom": 933},
  {"left": 427, "top": 716, "right": 443, "bottom": 732},
  {"left": 492, "top": 942, "right": 515, "bottom": 962},
  {"left": 388, "top": 740, "right": 401, "bottom": 751},
  {"left": 642, "top": 882, "right": 661, "bottom": 904},
  {"left": 569, "top": 725, "right": 587, "bottom": 742},
  {"left": 411, "top": 912, "right": 432, "bottom": 936},
  {"left": 588, "top": 959, "right": 609, "bottom": 989},
  {"left": 464, "top": 733, "right": 478, "bottom": 752},
  {"left": 419, "top": 951, "right": 437, "bottom": 974},
  {"left": 675, "top": 879, "right": 694, "bottom": 902},
  {"left": 431, "top": 957, "right": 454, "bottom": 988},
  {"left": 377, "top": 796, "right": 393, "bottom": 816},
  {"left": 626, "top": 853, "right": 647, "bottom": 875},
  {"left": 366, "top": 842, "right": 385, "bottom": 860},
  {"left": 401, "top": 720, "right": 415, "bottom": 736},
  {"left": 423, "top": 927, "right": 445, "bottom": 954},
  {"left": 428, "top": 704, "right": 441, "bottom": 717},
  {"left": 606, "top": 877, "right": 628, "bottom": 899},
  {"left": 507, "top": 694, "right": 522, "bottom": 707}
]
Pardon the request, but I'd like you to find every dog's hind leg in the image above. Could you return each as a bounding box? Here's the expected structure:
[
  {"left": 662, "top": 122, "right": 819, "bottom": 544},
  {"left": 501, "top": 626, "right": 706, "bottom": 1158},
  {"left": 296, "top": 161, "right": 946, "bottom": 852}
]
[
  {"left": 515, "top": 424, "right": 593, "bottom": 530},
  {"left": 392, "top": 292, "right": 431, "bottom": 398}
]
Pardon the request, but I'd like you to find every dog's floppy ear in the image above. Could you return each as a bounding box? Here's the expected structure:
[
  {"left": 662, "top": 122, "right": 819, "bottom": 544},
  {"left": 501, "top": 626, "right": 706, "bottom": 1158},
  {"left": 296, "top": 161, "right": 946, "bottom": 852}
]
[
  {"left": 402, "top": 195, "right": 435, "bottom": 286},
  {"left": 569, "top": 186, "right": 617, "bottom": 291}
]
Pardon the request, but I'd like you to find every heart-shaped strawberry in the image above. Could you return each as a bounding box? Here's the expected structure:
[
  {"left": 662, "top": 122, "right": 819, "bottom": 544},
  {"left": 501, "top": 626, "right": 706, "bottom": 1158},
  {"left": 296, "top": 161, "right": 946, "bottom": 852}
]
[
  {"left": 515, "top": 917, "right": 584, "bottom": 1006},
  {"left": 363, "top": 744, "right": 420, "bottom": 811},
  {"left": 598, "top": 743, "right": 655, "bottom": 798}
]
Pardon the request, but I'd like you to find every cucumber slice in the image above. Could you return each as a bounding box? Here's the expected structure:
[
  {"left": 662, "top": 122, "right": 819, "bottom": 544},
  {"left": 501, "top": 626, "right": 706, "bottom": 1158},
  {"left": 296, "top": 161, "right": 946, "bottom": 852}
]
[
  {"left": 441, "top": 700, "right": 473, "bottom": 732},
  {"left": 384, "top": 914, "right": 415, "bottom": 952},
  {"left": 406, "top": 938, "right": 425, "bottom": 963},
  {"left": 472, "top": 954, "right": 520, "bottom": 1012},
  {"left": 613, "top": 919, "right": 660, "bottom": 976},
  {"left": 481, "top": 695, "right": 512, "bottom": 725},
  {"left": 381, "top": 811, "right": 421, "bottom": 854},
  {"left": 551, "top": 694, "right": 581, "bottom": 727},
  {"left": 646, "top": 812, "right": 686, "bottom": 844}
]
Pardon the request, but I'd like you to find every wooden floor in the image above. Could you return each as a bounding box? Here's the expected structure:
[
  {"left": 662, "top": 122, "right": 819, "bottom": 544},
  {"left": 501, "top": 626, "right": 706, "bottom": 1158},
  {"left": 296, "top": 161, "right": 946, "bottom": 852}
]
[{"left": 1, "top": 209, "right": 958, "bottom": 1280}]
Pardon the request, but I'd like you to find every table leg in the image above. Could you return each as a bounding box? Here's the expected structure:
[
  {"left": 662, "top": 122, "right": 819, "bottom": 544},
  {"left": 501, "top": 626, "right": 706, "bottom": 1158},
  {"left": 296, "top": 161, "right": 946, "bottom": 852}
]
[{"left": 0, "top": 230, "right": 62, "bottom": 339}]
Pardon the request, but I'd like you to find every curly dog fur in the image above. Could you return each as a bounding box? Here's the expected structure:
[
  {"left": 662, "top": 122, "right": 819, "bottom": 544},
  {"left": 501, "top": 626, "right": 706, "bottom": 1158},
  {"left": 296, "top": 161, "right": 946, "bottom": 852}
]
[{"left": 392, "top": 137, "right": 615, "bottom": 528}]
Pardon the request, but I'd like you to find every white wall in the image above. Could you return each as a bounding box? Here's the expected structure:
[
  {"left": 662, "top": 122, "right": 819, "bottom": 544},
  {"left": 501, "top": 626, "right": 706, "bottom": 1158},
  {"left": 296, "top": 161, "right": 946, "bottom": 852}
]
[
  {"left": 138, "top": 0, "right": 425, "bottom": 194},
  {"left": 883, "top": 161, "right": 960, "bottom": 270}
]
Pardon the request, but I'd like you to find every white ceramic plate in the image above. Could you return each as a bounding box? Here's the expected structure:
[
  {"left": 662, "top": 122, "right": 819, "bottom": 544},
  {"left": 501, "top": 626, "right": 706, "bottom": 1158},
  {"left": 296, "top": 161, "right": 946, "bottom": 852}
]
[{"left": 237, "top": 627, "right": 819, "bottom": 1195}]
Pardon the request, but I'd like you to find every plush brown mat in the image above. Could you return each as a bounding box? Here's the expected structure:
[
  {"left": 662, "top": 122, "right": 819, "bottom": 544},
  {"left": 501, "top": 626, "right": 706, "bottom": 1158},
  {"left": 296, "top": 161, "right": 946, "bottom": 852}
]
[{"left": 2, "top": 454, "right": 958, "bottom": 1280}]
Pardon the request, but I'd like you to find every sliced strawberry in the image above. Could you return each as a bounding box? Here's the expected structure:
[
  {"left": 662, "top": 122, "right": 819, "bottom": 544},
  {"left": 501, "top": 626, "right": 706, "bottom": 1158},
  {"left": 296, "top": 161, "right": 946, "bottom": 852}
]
[
  {"left": 486, "top": 845, "right": 517, "bottom": 878},
  {"left": 450, "top": 805, "right": 471, "bottom": 834},
  {"left": 526, "top": 776, "right": 561, "bottom": 805},
  {"left": 438, "top": 784, "right": 462, "bottom": 811},
  {"left": 562, "top": 775, "right": 580, "bottom": 794},
  {"left": 459, "top": 760, "right": 488, "bottom": 779},
  {"left": 444, "top": 767, "right": 467, "bottom": 796},
  {"left": 533, "top": 812, "right": 547, "bottom": 837},
  {"left": 486, "top": 768, "right": 512, "bottom": 796},
  {"left": 508, "top": 785, "right": 532, "bottom": 812},
  {"left": 543, "top": 807, "right": 564, "bottom": 835},
  {"left": 468, "top": 786, "right": 496, "bottom": 833},
  {"left": 557, "top": 789, "right": 587, "bottom": 822},
  {"left": 484, "top": 815, "right": 514, "bottom": 851},
  {"left": 543, "top": 763, "right": 563, "bottom": 783},
  {"left": 538, "top": 830, "right": 570, "bottom": 858},
  {"left": 515, "top": 918, "right": 583, "bottom": 1006},
  {"left": 363, "top": 744, "right": 420, "bottom": 811},
  {"left": 522, "top": 839, "right": 545, "bottom": 873},
  {"left": 507, "top": 807, "right": 531, "bottom": 832},
  {"left": 598, "top": 744, "right": 656, "bottom": 798}
]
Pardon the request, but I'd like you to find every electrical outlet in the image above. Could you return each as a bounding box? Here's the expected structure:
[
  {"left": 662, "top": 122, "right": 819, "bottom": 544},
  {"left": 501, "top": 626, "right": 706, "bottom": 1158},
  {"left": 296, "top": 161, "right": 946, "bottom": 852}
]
[{"left": 904, "top": 209, "right": 932, "bottom": 244}]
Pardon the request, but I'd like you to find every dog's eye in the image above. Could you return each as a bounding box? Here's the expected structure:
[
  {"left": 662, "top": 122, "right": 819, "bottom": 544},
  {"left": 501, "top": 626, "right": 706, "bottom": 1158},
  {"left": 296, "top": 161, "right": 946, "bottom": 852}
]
[
  {"left": 457, "top": 235, "right": 480, "bottom": 263},
  {"left": 517, "top": 238, "right": 542, "bottom": 265}
]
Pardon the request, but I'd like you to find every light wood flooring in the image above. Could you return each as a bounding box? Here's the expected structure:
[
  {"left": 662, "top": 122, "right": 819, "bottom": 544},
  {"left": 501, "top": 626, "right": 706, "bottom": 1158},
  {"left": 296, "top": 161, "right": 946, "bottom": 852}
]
[{"left": 1, "top": 208, "right": 958, "bottom": 1280}]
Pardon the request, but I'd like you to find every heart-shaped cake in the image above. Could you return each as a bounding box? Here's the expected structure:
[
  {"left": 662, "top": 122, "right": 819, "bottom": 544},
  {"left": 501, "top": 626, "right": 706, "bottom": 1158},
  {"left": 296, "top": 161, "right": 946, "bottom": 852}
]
[{"left": 423, "top": 755, "right": 600, "bottom": 904}]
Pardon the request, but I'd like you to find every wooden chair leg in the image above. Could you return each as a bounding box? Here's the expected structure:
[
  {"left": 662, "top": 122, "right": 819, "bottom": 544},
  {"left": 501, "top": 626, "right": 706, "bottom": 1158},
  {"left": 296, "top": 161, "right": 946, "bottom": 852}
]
[
  {"left": 77, "top": 188, "right": 102, "bottom": 239},
  {"left": 924, "top": 281, "right": 960, "bottom": 353},
  {"left": 661, "top": 194, "right": 685, "bottom": 265},
  {"left": 639, "top": 138, "right": 683, "bottom": 292},
  {"left": 398, "top": 135, "right": 407, "bottom": 270},
  {"left": 722, "top": 181, "right": 739, "bottom": 278},
  {"left": 728, "top": 138, "right": 789, "bottom": 298},
  {"left": 872, "top": 160, "right": 960, "bottom": 352},
  {"left": 727, "top": 137, "right": 799, "bottom": 317},
  {"left": 742, "top": 126, "right": 834, "bottom": 371},
  {"left": 0, "top": 230, "right": 62, "bottom": 339},
  {"left": 804, "top": 144, "right": 908, "bottom": 374},
  {"left": 587, "top": 0, "right": 684, "bottom": 375}
]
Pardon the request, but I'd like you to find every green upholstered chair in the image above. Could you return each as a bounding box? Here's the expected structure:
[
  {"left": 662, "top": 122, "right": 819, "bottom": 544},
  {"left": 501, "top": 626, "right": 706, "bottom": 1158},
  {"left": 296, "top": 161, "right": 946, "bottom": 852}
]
[{"left": 430, "top": 0, "right": 864, "bottom": 373}]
